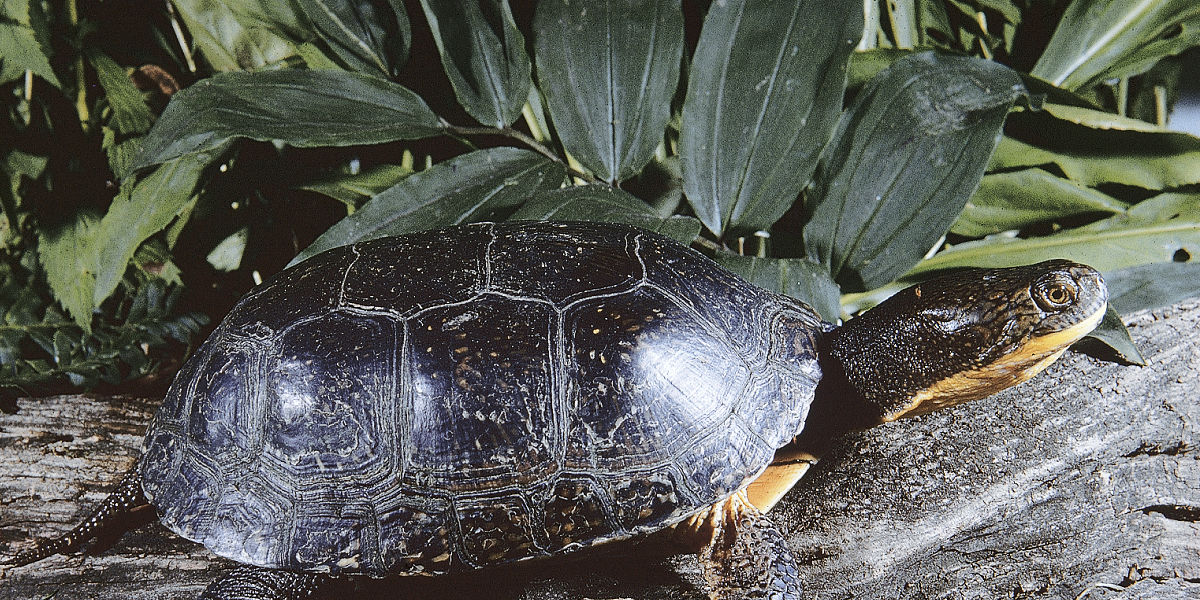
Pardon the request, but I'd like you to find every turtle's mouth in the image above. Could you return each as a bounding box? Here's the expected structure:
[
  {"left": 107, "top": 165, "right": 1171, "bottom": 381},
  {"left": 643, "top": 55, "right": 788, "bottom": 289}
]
[{"left": 882, "top": 297, "right": 1106, "bottom": 422}]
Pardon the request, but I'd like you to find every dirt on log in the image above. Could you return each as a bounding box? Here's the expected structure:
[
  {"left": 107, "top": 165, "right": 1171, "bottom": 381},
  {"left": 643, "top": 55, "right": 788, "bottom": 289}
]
[{"left": 1, "top": 299, "right": 1197, "bottom": 600}]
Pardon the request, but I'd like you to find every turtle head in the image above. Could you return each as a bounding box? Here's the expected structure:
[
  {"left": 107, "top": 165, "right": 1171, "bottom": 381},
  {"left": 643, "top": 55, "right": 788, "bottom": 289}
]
[{"left": 823, "top": 259, "right": 1107, "bottom": 426}]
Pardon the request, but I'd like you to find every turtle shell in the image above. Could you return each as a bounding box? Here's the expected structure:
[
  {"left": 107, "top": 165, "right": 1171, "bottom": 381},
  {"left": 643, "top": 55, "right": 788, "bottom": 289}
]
[{"left": 140, "top": 221, "right": 823, "bottom": 576}]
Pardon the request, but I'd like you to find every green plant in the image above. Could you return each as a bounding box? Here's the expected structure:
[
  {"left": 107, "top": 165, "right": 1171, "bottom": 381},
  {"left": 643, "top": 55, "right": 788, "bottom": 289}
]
[
  {"left": 1, "top": 252, "right": 205, "bottom": 394},
  {"left": 5, "top": 0, "right": 1199, "bottom": 389},
  {"left": 1, "top": 0, "right": 208, "bottom": 394}
]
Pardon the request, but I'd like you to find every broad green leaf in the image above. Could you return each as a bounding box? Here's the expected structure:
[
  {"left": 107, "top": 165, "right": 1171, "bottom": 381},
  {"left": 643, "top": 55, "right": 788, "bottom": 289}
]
[
  {"left": 1105, "top": 261, "right": 1200, "bottom": 314},
  {"left": 297, "top": 0, "right": 409, "bottom": 77},
  {"left": 509, "top": 184, "right": 701, "bottom": 245},
  {"left": 712, "top": 254, "right": 841, "bottom": 322},
  {"left": 92, "top": 151, "right": 217, "bottom": 310},
  {"left": 2, "top": 150, "right": 46, "bottom": 232},
  {"left": 992, "top": 133, "right": 1200, "bottom": 191},
  {"left": 1041, "top": 102, "right": 1191, "bottom": 133},
  {"left": 1087, "top": 306, "right": 1146, "bottom": 366},
  {"left": 293, "top": 148, "right": 565, "bottom": 264},
  {"left": 295, "top": 41, "right": 343, "bottom": 70},
  {"left": 1032, "top": 0, "right": 1200, "bottom": 91},
  {"left": 102, "top": 128, "right": 144, "bottom": 180},
  {"left": 952, "top": 168, "right": 1129, "bottom": 237},
  {"left": 89, "top": 53, "right": 154, "bottom": 135},
  {"left": 131, "top": 70, "right": 443, "bottom": 172},
  {"left": 4, "top": 148, "right": 47, "bottom": 181},
  {"left": 0, "top": 0, "right": 60, "bottom": 86},
  {"left": 908, "top": 192, "right": 1200, "bottom": 276},
  {"left": 51, "top": 328, "right": 75, "bottom": 367},
  {"left": 295, "top": 163, "right": 413, "bottom": 209},
  {"left": 3, "top": 149, "right": 47, "bottom": 207},
  {"left": 680, "top": 0, "right": 861, "bottom": 236},
  {"left": 170, "top": 0, "right": 311, "bottom": 71},
  {"left": 996, "top": 103, "right": 1200, "bottom": 190},
  {"left": 804, "top": 52, "right": 1026, "bottom": 291},
  {"left": 533, "top": 0, "right": 682, "bottom": 182},
  {"left": 422, "top": 0, "right": 531, "bottom": 128},
  {"left": 38, "top": 211, "right": 101, "bottom": 330},
  {"left": 848, "top": 48, "right": 909, "bottom": 91}
]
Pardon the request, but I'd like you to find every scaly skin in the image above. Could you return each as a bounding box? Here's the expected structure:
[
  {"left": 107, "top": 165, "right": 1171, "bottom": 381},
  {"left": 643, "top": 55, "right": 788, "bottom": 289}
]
[{"left": 199, "top": 567, "right": 333, "bottom": 600}]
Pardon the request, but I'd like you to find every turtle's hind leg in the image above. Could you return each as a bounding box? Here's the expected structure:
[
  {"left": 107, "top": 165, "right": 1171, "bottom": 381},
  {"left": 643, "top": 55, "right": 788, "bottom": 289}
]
[
  {"left": 200, "top": 566, "right": 335, "bottom": 600},
  {"left": 2, "top": 465, "right": 149, "bottom": 569},
  {"left": 690, "top": 491, "right": 802, "bottom": 600}
]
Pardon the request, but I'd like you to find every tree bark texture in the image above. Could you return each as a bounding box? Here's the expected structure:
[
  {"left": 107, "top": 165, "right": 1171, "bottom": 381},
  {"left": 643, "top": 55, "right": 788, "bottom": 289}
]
[{"left": 1, "top": 300, "right": 1197, "bottom": 600}]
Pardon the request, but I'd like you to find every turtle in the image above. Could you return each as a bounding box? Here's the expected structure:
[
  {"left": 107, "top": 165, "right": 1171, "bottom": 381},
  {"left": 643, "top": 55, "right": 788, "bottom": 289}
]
[{"left": 3, "top": 220, "right": 1108, "bottom": 599}]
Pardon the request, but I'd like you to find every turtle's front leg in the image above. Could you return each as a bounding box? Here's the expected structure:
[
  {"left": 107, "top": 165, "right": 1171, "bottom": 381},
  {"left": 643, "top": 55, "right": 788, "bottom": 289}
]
[
  {"left": 199, "top": 566, "right": 335, "bottom": 600},
  {"left": 695, "top": 491, "right": 802, "bottom": 600}
]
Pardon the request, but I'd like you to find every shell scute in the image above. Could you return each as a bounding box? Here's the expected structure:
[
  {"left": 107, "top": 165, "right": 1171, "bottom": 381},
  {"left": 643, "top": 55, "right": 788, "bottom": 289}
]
[
  {"left": 606, "top": 466, "right": 690, "bottom": 532},
  {"left": 374, "top": 494, "right": 454, "bottom": 574},
  {"left": 455, "top": 494, "right": 542, "bottom": 567},
  {"left": 488, "top": 221, "right": 643, "bottom": 304},
  {"left": 227, "top": 245, "right": 352, "bottom": 336},
  {"left": 185, "top": 339, "right": 261, "bottom": 459},
  {"left": 341, "top": 227, "right": 490, "bottom": 317},
  {"left": 259, "top": 311, "right": 397, "bottom": 480},
  {"left": 679, "top": 418, "right": 776, "bottom": 502},
  {"left": 563, "top": 286, "right": 753, "bottom": 470},
  {"left": 151, "top": 455, "right": 221, "bottom": 545},
  {"left": 208, "top": 482, "right": 290, "bottom": 568},
  {"left": 401, "top": 296, "right": 558, "bottom": 490},
  {"left": 285, "top": 500, "right": 377, "bottom": 574},
  {"left": 639, "top": 235, "right": 779, "bottom": 368},
  {"left": 543, "top": 475, "right": 617, "bottom": 551}
]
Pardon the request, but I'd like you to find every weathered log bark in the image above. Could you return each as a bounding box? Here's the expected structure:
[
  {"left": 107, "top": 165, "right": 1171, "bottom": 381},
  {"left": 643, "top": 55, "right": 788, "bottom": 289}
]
[{"left": 1, "top": 299, "right": 1196, "bottom": 600}]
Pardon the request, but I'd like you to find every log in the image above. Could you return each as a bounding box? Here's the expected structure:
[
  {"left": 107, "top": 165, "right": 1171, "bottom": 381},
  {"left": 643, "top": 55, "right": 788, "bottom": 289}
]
[
  {"left": 776, "top": 298, "right": 1200, "bottom": 599},
  {"left": 1, "top": 299, "right": 1197, "bottom": 600}
]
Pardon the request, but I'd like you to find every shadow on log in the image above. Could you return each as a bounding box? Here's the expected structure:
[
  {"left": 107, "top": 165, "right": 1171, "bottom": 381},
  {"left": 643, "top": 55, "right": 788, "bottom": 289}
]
[{"left": 2, "top": 300, "right": 1197, "bottom": 599}]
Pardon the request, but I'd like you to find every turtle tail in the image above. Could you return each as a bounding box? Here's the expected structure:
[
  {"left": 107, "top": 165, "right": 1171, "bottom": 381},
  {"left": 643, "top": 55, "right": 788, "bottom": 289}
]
[{"left": 3, "top": 465, "right": 149, "bottom": 570}]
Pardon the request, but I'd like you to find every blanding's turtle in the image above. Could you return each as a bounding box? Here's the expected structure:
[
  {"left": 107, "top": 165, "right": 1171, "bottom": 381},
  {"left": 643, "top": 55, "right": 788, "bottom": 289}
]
[{"left": 4, "top": 221, "right": 1107, "bottom": 599}]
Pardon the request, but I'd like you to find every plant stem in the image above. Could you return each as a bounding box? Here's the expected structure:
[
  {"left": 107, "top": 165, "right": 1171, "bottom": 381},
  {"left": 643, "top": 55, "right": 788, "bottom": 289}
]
[
  {"left": 68, "top": 0, "right": 89, "bottom": 126},
  {"left": 1154, "top": 84, "right": 1167, "bottom": 127},
  {"left": 521, "top": 102, "right": 547, "bottom": 142},
  {"left": 692, "top": 236, "right": 722, "bottom": 253},
  {"left": 975, "top": 12, "right": 993, "bottom": 60},
  {"left": 1116, "top": 77, "right": 1129, "bottom": 116},
  {"left": 167, "top": 0, "right": 198, "bottom": 73}
]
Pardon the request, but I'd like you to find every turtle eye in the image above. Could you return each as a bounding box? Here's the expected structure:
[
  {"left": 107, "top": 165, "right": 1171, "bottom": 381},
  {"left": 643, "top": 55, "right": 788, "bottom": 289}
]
[{"left": 1033, "top": 275, "right": 1077, "bottom": 311}]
